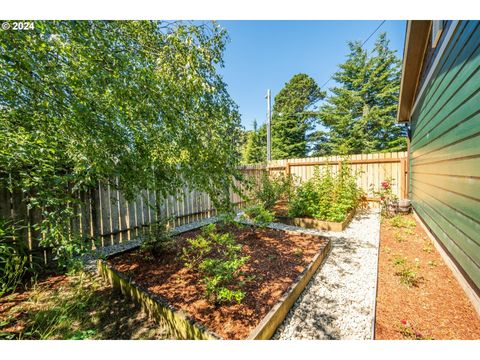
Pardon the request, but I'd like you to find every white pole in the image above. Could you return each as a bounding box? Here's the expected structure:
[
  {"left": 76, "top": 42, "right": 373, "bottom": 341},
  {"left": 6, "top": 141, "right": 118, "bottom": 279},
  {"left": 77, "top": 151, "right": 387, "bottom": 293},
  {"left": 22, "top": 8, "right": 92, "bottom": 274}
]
[{"left": 266, "top": 89, "right": 271, "bottom": 162}]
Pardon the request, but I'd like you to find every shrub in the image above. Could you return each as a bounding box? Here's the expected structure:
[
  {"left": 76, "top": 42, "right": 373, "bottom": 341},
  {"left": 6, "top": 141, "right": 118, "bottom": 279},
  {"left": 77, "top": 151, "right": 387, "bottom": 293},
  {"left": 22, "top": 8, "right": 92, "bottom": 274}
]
[
  {"left": 371, "top": 178, "right": 398, "bottom": 216},
  {"left": 288, "top": 163, "right": 362, "bottom": 222},
  {"left": 140, "top": 216, "right": 175, "bottom": 257},
  {"left": 182, "top": 224, "right": 249, "bottom": 304},
  {"left": 241, "top": 204, "right": 275, "bottom": 229},
  {"left": 254, "top": 172, "right": 293, "bottom": 210}
]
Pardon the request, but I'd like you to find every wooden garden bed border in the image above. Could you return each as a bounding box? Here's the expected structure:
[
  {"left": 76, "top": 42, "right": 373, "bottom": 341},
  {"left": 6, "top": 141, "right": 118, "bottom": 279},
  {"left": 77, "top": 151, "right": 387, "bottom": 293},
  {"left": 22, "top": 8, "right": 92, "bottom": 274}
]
[
  {"left": 275, "top": 208, "right": 356, "bottom": 232},
  {"left": 97, "top": 220, "right": 332, "bottom": 340}
]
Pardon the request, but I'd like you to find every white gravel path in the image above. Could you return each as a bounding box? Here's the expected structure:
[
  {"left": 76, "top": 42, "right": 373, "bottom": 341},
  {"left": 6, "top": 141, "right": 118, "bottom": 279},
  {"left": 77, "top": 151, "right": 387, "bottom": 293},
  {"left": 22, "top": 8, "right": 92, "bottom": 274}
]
[{"left": 272, "top": 209, "right": 381, "bottom": 340}]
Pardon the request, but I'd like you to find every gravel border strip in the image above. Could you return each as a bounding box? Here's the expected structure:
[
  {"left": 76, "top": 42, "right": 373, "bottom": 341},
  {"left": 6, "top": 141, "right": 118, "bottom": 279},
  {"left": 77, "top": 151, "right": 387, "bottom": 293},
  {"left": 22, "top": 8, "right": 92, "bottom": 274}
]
[{"left": 81, "top": 216, "right": 219, "bottom": 272}]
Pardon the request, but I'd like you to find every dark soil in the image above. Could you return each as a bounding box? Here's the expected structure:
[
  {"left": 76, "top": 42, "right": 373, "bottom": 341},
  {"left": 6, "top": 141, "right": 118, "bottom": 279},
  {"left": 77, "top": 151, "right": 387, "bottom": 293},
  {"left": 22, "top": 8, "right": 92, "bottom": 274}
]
[
  {"left": 375, "top": 214, "right": 480, "bottom": 340},
  {"left": 108, "top": 223, "right": 328, "bottom": 339}
]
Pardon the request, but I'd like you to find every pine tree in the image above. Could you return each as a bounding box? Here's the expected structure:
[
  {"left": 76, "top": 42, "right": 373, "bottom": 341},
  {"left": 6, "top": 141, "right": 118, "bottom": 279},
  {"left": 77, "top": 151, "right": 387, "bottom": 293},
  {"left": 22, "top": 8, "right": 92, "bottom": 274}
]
[
  {"left": 271, "top": 74, "right": 325, "bottom": 159},
  {"left": 316, "top": 33, "right": 407, "bottom": 155},
  {"left": 242, "top": 120, "right": 267, "bottom": 164}
]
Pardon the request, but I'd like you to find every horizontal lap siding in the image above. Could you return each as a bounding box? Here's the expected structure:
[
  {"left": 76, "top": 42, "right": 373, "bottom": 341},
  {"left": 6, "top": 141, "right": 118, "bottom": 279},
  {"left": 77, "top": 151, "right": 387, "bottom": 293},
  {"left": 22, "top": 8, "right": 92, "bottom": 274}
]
[{"left": 410, "top": 20, "right": 480, "bottom": 290}]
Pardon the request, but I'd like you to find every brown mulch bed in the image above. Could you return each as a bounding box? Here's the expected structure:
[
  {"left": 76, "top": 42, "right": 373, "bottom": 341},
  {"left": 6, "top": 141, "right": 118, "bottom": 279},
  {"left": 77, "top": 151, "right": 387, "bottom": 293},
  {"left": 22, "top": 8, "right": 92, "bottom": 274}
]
[
  {"left": 375, "top": 214, "right": 480, "bottom": 340},
  {"left": 108, "top": 223, "right": 328, "bottom": 340}
]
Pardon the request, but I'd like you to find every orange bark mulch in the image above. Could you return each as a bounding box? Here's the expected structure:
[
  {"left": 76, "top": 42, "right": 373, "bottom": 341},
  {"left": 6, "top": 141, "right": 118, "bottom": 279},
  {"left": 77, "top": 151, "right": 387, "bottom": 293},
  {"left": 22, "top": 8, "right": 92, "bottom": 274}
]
[{"left": 375, "top": 214, "right": 480, "bottom": 340}]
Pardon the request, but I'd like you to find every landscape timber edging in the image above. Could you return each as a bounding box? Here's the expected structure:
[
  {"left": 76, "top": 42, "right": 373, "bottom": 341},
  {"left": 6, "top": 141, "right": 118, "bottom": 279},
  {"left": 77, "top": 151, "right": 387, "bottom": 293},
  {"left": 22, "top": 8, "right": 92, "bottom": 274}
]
[
  {"left": 97, "top": 220, "right": 332, "bottom": 340},
  {"left": 275, "top": 208, "right": 356, "bottom": 232}
]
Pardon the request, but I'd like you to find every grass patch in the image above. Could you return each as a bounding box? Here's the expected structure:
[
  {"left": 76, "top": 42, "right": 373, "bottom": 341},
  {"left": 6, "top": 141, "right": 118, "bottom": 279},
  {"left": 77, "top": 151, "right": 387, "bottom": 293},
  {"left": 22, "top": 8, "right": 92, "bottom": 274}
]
[{"left": 0, "top": 272, "right": 170, "bottom": 340}]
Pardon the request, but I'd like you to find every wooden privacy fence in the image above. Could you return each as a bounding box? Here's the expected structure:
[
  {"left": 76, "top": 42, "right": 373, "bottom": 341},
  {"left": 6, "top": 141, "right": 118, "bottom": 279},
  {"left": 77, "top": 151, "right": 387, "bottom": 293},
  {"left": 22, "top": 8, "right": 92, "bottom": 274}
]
[
  {"left": 267, "top": 151, "right": 408, "bottom": 202},
  {"left": 0, "top": 152, "right": 407, "bottom": 261},
  {"left": 0, "top": 167, "right": 262, "bottom": 262}
]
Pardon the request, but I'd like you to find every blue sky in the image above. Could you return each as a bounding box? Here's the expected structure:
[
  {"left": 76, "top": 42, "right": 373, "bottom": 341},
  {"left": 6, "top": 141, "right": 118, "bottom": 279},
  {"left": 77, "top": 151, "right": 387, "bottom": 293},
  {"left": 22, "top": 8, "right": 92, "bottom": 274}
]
[{"left": 217, "top": 20, "right": 407, "bottom": 130}]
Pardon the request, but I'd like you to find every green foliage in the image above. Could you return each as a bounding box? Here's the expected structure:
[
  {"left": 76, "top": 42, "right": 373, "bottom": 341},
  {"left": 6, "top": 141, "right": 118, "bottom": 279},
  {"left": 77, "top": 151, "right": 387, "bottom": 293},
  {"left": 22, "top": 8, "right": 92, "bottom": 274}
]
[
  {"left": 140, "top": 217, "right": 175, "bottom": 257},
  {"left": 182, "top": 224, "right": 249, "bottom": 304},
  {"left": 0, "top": 219, "right": 29, "bottom": 296},
  {"left": 241, "top": 204, "right": 275, "bottom": 228},
  {"left": 315, "top": 33, "right": 407, "bottom": 155},
  {"left": 254, "top": 172, "right": 293, "bottom": 210},
  {"left": 20, "top": 273, "right": 101, "bottom": 339},
  {"left": 0, "top": 21, "right": 242, "bottom": 270},
  {"left": 389, "top": 215, "right": 416, "bottom": 229},
  {"left": 288, "top": 163, "right": 362, "bottom": 222},
  {"left": 242, "top": 120, "right": 267, "bottom": 164},
  {"left": 272, "top": 74, "right": 325, "bottom": 159},
  {"left": 392, "top": 255, "right": 419, "bottom": 287}
]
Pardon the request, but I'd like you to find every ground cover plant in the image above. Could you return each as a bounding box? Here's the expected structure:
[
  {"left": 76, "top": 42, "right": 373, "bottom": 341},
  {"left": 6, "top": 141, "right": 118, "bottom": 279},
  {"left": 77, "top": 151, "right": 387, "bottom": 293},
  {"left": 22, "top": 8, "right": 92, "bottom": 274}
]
[
  {"left": 182, "top": 223, "right": 249, "bottom": 304},
  {"left": 288, "top": 163, "right": 363, "bottom": 222}
]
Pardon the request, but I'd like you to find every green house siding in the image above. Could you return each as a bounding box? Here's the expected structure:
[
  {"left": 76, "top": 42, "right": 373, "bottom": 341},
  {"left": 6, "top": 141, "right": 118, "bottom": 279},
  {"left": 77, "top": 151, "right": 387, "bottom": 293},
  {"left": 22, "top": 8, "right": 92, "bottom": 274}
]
[{"left": 409, "top": 20, "right": 480, "bottom": 291}]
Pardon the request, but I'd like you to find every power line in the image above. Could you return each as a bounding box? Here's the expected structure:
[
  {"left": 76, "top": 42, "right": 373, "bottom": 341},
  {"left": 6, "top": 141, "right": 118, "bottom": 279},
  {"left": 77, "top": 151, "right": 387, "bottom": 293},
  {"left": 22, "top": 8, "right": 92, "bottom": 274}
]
[{"left": 312, "top": 20, "right": 387, "bottom": 107}]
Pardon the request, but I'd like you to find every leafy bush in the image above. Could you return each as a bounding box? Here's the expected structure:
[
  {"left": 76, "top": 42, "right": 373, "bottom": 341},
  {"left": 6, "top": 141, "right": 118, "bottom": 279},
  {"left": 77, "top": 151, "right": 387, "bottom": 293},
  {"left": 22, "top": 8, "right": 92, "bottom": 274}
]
[
  {"left": 288, "top": 163, "right": 362, "bottom": 222},
  {"left": 0, "top": 219, "right": 29, "bottom": 296},
  {"left": 140, "top": 217, "right": 175, "bottom": 257},
  {"left": 254, "top": 172, "right": 293, "bottom": 210},
  {"left": 182, "top": 224, "right": 249, "bottom": 304},
  {"left": 241, "top": 204, "right": 275, "bottom": 229}
]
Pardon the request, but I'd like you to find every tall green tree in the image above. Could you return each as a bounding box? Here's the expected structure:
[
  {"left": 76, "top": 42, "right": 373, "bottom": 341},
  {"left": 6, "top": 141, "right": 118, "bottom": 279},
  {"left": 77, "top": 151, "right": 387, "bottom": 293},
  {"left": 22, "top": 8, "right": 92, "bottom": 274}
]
[
  {"left": 0, "top": 21, "right": 241, "bottom": 264},
  {"left": 271, "top": 74, "right": 325, "bottom": 159},
  {"left": 242, "top": 120, "right": 266, "bottom": 164},
  {"left": 316, "top": 33, "right": 407, "bottom": 155}
]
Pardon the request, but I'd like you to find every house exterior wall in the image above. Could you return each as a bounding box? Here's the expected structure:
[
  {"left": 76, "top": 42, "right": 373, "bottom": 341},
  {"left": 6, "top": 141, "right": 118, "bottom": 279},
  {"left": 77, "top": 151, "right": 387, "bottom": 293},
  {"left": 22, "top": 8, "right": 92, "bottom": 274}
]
[{"left": 409, "top": 20, "right": 480, "bottom": 291}]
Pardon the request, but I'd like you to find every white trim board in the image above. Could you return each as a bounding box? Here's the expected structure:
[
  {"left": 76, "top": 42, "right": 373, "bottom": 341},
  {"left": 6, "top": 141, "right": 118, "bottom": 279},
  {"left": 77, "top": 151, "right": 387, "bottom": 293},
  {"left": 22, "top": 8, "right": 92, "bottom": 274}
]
[{"left": 409, "top": 20, "right": 460, "bottom": 119}]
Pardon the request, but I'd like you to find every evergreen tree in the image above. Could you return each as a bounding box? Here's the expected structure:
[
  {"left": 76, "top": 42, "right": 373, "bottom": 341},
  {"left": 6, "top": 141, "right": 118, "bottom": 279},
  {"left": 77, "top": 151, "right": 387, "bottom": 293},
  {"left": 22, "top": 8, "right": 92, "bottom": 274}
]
[
  {"left": 316, "top": 33, "right": 407, "bottom": 155},
  {"left": 271, "top": 74, "right": 325, "bottom": 159},
  {"left": 242, "top": 120, "right": 267, "bottom": 164}
]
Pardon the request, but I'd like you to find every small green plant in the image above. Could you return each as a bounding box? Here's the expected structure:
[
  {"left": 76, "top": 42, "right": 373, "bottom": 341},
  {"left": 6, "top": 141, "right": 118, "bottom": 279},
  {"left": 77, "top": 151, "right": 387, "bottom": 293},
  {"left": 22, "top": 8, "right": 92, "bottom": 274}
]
[
  {"left": 393, "top": 230, "right": 406, "bottom": 243},
  {"left": 423, "top": 242, "right": 434, "bottom": 254},
  {"left": 389, "top": 215, "right": 416, "bottom": 229},
  {"left": 241, "top": 204, "right": 275, "bottom": 229},
  {"left": 427, "top": 260, "right": 437, "bottom": 268},
  {"left": 140, "top": 216, "right": 175, "bottom": 257},
  {"left": 398, "top": 319, "right": 433, "bottom": 340},
  {"left": 404, "top": 228, "right": 415, "bottom": 236},
  {"left": 182, "top": 224, "right": 249, "bottom": 305},
  {"left": 392, "top": 255, "right": 420, "bottom": 287}
]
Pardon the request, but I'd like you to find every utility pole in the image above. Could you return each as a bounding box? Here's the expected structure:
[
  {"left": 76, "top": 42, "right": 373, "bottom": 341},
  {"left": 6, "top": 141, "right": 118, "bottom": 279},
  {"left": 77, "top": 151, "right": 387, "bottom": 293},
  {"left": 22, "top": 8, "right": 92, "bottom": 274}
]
[{"left": 266, "top": 89, "right": 271, "bottom": 162}]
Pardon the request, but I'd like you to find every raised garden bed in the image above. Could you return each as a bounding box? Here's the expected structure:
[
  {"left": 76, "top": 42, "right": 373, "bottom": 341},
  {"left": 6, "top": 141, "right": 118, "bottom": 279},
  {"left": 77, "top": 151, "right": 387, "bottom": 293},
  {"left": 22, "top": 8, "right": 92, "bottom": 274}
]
[
  {"left": 98, "top": 220, "right": 331, "bottom": 340},
  {"left": 272, "top": 201, "right": 356, "bottom": 232}
]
